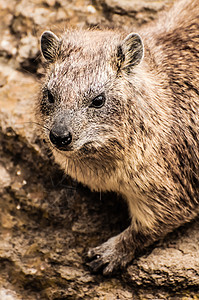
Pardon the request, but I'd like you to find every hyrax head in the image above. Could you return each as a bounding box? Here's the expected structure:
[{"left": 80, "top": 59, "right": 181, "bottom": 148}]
[{"left": 38, "top": 30, "right": 144, "bottom": 161}]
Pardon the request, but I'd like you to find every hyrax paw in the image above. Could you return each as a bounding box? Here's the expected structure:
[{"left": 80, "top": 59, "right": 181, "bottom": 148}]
[{"left": 86, "top": 236, "right": 133, "bottom": 275}]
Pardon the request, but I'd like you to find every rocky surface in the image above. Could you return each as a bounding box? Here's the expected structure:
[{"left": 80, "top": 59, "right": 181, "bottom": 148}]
[{"left": 0, "top": 0, "right": 199, "bottom": 299}]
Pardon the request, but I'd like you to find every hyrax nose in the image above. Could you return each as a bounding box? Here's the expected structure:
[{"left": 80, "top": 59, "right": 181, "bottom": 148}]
[{"left": 49, "top": 125, "right": 72, "bottom": 151}]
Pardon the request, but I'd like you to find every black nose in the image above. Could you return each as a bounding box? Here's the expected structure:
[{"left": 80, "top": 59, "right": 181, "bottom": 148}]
[{"left": 49, "top": 129, "right": 72, "bottom": 151}]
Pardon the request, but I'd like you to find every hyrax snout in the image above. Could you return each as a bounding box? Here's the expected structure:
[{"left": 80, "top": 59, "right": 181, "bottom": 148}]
[{"left": 49, "top": 113, "right": 73, "bottom": 151}]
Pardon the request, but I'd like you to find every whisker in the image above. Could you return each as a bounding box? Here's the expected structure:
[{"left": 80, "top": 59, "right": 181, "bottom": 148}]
[
  {"left": 71, "top": 159, "right": 78, "bottom": 194},
  {"left": 57, "top": 172, "right": 77, "bottom": 191},
  {"left": 80, "top": 158, "right": 104, "bottom": 184},
  {"left": 77, "top": 157, "right": 86, "bottom": 185},
  {"left": 22, "top": 121, "right": 51, "bottom": 132},
  {"left": 74, "top": 158, "right": 78, "bottom": 183},
  {"left": 65, "top": 156, "right": 70, "bottom": 177}
]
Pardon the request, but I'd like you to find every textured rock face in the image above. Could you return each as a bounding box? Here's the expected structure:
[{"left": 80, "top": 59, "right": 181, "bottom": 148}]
[{"left": 0, "top": 0, "right": 199, "bottom": 299}]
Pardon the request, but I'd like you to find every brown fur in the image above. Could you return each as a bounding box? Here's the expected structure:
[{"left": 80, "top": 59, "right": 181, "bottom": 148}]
[{"left": 36, "top": 0, "right": 199, "bottom": 274}]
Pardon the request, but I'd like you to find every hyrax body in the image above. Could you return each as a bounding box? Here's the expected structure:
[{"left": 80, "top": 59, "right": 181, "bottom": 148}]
[{"left": 37, "top": 0, "right": 199, "bottom": 274}]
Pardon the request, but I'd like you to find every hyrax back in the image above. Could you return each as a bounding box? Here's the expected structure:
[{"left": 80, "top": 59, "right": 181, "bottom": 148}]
[{"left": 37, "top": 0, "right": 199, "bottom": 274}]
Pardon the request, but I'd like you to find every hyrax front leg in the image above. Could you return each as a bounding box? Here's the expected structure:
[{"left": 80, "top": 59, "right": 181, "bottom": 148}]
[
  {"left": 86, "top": 223, "right": 162, "bottom": 275},
  {"left": 87, "top": 219, "right": 162, "bottom": 275},
  {"left": 87, "top": 225, "right": 136, "bottom": 275},
  {"left": 87, "top": 205, "right": 195, "bottom": 275}
]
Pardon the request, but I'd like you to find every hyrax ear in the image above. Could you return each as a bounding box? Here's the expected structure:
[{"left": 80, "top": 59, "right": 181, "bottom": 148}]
[
  {"left": 117, "top": 33, "right": 144, "bottom": 73},
  {"left": 40, "top": 31, "right": 60, "bottom": 63}
]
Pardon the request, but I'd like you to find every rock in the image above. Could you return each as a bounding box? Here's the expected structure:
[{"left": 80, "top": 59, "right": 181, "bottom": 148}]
[
  {"left": 0, "top": 163, "right": 11, "bottom": 188},
  {"left": 0, "top": 288, "right": 20, "bottom": 300},
  {"left": 126, "top": 221, "right": 199, "bottom": 288},
  {"left": 92, "top": 0, "right": 174, "bottom": 28},
  {"left": 0, "top": 0, "right": 199, "bottom": 299}
]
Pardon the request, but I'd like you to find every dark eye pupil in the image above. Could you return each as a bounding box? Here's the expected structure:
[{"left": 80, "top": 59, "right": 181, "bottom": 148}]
[
  {"left": 47, "top": 90, "right": 54, "bottom": 103},
  {"left": 91, "top": 94, "right": 105, "bottom": 108}
]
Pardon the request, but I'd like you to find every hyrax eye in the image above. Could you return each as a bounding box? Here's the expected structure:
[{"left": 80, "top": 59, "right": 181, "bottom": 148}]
[
  {"left": 47, "top": 90, "right": 54, "bottom": 104},
  {"left": 90, "top": 94, "right": 105, "bottom": 108}
]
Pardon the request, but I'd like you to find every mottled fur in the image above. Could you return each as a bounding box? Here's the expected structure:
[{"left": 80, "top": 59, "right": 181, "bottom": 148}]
[{"left": 37, "top": 0, "right": 199, "bottom": 274}]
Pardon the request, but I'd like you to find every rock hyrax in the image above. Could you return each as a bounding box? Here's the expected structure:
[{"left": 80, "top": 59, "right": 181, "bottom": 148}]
[{"left": 37, "top": 0, "right": 199, "bottom": 274}]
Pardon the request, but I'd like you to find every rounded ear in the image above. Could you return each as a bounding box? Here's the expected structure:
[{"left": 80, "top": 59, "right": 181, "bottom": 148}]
[
  {"left": 40, "top": 31, "right": 60, "bottom": 63},
  {"left": 117, "top": 33, "right": 144, "bottom": 73}
]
